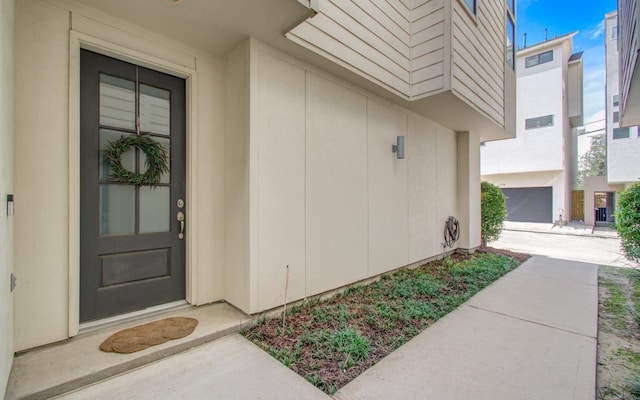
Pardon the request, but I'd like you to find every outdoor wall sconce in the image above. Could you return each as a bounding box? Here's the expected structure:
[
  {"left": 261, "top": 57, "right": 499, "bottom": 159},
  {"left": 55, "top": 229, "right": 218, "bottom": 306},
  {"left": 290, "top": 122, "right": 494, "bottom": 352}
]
[
  {"left": 392, "top": 136, "right": 405, "bottom": 159},
  {"left": 6, "top": 194, "right": 14, "bottom": 216}
]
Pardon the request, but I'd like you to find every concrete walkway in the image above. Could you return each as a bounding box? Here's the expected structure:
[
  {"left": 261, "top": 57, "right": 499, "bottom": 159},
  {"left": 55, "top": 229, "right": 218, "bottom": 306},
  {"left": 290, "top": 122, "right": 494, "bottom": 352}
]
[
  {"left": 42, "top": 255, "right": 597, "bottom": 400},
  {"left": 335, "top": 256, "right": 598, "bottom": 400},
  {"left": 53, "top": 335, "right": 330, "bottom": 400}
]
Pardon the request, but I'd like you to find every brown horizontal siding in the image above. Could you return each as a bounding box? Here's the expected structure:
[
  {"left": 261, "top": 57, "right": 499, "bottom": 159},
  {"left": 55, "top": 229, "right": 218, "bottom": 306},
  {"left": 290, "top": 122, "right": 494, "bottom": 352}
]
[
  {"left": 410, "top": 0, "right": 445, "bottom": 98},
  {"left": 451, "top": 35, "right": 502, "bottom": 102},
  {"left": 450, "top": 0, "right": 505, "bottom": 126},
  {"left": 385, "top": 0, "right": 412, "bottom": 24},
  {"left": 412, "top": 0, "right": 444, "bottom": 22},
  {"left": 451, "top": 57, "right": 503, "bottom": 123},
  {"left": 287, "top": 0, "right": 507, "bottom": 123},
  {"left": 311, "top": 5, "right": 411, "bottom": 76},
  {"left": 412, "top": 37, "right": 444, "bottom": 69},
  {"left": 412, "top": 58, "right": 444, "bottom": 83},
  {"left": 451, "top": 66, "right": 503, "bottom": 126},
  {"left": 289, "top": 21, "right": 411, "bottom": 95},
  {"left": 327, "top": 0, "right": 411, "bottom": 59},
  {"left": 351, "top": 0, "right": 411, "bottom": 38},
  {"left": 411, "top": 76, "right": 445, "bottom": 97}
]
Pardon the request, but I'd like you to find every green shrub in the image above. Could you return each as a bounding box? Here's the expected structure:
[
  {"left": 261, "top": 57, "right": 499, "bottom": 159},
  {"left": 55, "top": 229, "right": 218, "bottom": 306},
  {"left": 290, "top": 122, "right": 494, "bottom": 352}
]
[
  {"left": 615, "top": 182, "right": 640, "bottom": 263},
  {"left": 481, "top": 181, "right": 507, "bottom": 246}
]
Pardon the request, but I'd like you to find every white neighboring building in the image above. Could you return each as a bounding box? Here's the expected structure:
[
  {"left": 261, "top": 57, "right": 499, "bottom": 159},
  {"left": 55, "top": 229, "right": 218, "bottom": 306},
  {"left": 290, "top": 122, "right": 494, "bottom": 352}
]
[
  {"left": 606, "top": 11, "right": 640, "bottom": 187},
  {"left": 481, "top": 33, "right": 583, "bottom": 223}
]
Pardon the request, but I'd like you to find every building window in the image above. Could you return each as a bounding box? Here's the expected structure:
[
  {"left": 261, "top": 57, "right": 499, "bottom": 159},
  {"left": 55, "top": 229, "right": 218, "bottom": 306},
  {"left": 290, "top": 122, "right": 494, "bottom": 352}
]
[
  {"left": 507, "top": 0, "right": 514, "bottom": 13},
  {"left": 506, "top": 14, "right": 515, "bottom": 69},
  {"left": 613, "top": 94, "right": 619, "bottom": 107},
  {"left": 614, "top": 111, "right": 619, "bottom": 123},
  {"left": 525, "top": 50, "right": 554, "bottom": 68},
  {"left": 525, "top": 115, "right": 554, "bottom": 129},
  {"left": 462, "top": 0, "right": 476, "bottom": 14},
  {"left": 613, "top": 127, "right": 630, "bottom": 139},
  {"left": 612, "top": 25, "right": 618, "bottom": 40}
]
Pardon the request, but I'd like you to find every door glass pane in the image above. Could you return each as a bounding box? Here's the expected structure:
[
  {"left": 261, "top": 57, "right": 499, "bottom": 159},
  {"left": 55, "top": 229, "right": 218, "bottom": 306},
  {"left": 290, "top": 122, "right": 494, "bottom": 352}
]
[
  {"left": 100, "top": 130, "right": 136, "bottom": 180},
  {"left": 100, "top": 74, "right": 136, "bottom": 130},
  {"left": 138, "top": 136, "right": 170, "bottom": 184},
  {"left": 140, "top": 186, "right": 170, "bottom": 233},
  {"left": 100, "top": 184, "right": 135, "bottom": 235},
  {"left": 140, "top": 84, "right": 171, "bottom": 136}
]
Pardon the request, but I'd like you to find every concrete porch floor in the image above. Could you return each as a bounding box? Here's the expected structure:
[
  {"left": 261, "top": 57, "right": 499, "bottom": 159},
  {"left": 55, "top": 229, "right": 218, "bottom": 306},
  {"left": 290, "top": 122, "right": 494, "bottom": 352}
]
[{"left": 5, "top": 302, "right": 252, "bottom": 400}]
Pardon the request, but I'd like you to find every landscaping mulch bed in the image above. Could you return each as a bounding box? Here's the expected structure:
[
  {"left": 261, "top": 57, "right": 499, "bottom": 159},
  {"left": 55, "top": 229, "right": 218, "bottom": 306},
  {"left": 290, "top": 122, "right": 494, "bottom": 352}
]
[{"left": 244, "top": 247, "right": 529, "bottom": 394}]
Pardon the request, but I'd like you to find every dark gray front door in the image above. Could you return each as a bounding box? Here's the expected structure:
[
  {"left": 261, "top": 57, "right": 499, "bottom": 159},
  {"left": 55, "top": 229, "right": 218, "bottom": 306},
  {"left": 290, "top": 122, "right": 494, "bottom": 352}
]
[{"left": 80, "top": 50, "right": 186, "bottom": 322}]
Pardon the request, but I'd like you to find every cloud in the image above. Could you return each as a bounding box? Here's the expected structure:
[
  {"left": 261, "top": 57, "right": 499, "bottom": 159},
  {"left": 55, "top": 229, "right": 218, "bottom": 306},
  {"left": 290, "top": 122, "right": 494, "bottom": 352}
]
[{"left": 583, "top": 20, "right": 605, "bottom": 41}]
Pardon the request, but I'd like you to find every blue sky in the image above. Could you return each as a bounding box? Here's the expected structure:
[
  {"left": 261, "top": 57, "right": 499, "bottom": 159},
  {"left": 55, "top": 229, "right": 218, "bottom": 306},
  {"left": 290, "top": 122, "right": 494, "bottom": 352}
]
[{"left": 517, "top": 0, "right": 617, "bottom": 123}]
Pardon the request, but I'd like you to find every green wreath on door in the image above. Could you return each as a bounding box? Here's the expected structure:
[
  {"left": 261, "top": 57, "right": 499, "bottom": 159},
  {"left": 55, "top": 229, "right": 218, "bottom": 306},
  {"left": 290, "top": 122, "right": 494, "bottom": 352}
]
[{"left": 103, "top": 134, "right": 169, "bottom": 186}]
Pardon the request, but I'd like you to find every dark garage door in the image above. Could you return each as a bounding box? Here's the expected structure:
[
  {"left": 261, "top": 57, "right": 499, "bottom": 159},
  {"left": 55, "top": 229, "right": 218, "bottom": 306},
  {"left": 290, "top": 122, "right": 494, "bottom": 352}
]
[{"left": 502, "top": 187, "right": 552, "bottom": 223}]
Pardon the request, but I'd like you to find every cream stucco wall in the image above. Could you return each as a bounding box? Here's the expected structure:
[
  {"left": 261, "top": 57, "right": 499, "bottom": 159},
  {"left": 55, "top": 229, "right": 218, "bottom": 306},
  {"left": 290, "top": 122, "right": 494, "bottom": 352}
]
[
  {"left": 225, "top": 41, "right": 461, "bottom": 314},
  {"left": 14, "top": 0, "right": 226, "bottom": 351},
  {"left": 304, "top": 71, "right": 369, "bottom": 297},
  {"left": 14, "top": 0, "right": 71, "bottom": 351},
  {"left": 1, "top": 0, "right": 15, "bottom": 393},
  {"left": 223, "top": 41, "right": 252, "bottom": 313},
  {"left": 12, "top": 0, "right": 476, "bottom": 350},
  {"left": 457, "top": 132, "right": 481, "bottom": 250}
]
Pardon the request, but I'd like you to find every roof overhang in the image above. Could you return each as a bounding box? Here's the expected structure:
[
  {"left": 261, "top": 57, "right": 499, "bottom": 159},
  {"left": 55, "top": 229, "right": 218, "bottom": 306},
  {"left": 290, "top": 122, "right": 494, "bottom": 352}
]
[{"left": 70, "top": 0, "right": 314, "bottom": 58}]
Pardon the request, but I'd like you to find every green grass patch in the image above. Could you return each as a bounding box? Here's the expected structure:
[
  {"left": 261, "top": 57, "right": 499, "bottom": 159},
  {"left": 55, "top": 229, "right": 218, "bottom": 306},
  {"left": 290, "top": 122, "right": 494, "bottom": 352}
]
[
  {"left": 244, "top": 251, "right": 523, "bottom": 394},
  {"left": 601, "top": 276, "right": 629, "bottom": 330},
  {"left": 615, "top": 347, "right": 640, "bottom": 370},
  {"left": 329, "top": 327, "right": 371, "bottom": 367}
]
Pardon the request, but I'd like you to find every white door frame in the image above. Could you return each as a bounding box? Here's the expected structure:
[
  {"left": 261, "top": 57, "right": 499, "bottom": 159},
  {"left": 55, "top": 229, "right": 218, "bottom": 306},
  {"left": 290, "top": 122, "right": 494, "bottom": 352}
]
[{"left": 68, "top": 30, "right": 199, "bottom": 336}]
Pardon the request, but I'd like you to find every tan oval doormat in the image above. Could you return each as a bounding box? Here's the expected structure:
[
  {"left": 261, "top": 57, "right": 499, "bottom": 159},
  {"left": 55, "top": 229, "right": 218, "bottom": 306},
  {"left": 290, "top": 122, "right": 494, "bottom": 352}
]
[{"left": 99, "top": 317, "right": 198, "bottom": 354}]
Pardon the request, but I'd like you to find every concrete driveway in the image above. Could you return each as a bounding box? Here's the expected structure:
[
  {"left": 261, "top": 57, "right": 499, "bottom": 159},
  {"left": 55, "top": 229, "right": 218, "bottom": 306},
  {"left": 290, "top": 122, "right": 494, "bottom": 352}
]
[{"left": 492, "top": 225, "right": 634, "bottom": 267}]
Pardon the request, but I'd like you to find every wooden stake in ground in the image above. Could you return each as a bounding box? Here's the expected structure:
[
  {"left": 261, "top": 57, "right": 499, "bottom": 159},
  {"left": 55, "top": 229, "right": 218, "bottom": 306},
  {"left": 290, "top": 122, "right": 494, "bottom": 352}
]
[{"left": 283, "top": 265, "right": 290, "bottom": 330}]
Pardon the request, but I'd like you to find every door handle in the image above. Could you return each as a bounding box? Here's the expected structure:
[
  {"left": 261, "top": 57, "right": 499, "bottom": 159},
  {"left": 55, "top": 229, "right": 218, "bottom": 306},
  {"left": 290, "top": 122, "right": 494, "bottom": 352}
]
[{"left": 177, "top": 211, "right": 185, "bottom": 239}]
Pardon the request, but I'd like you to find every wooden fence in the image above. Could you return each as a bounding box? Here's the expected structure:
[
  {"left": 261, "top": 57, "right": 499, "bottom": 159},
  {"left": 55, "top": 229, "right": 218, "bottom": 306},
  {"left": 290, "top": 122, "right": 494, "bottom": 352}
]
[{"left": 571, "top": 190, "right": 584, "bottom": 221}]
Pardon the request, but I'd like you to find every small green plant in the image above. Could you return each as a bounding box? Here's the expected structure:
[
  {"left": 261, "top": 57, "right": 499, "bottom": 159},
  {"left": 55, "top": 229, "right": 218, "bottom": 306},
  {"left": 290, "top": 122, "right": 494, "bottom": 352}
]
[
  {"left": 624, "top": 376, "right": 640, "bottom": 397},
  {"left": 481, "top": 181, "right": 507, "bottom": 246},
  {"left": 329, "top": 327, "right": 371, "bottom": 364},
  {"left": 616, "top": 182, "right": 640, "bottom": 264},
  {"left": 391, "top": 280, "right": 416, "bottom": 298}
]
